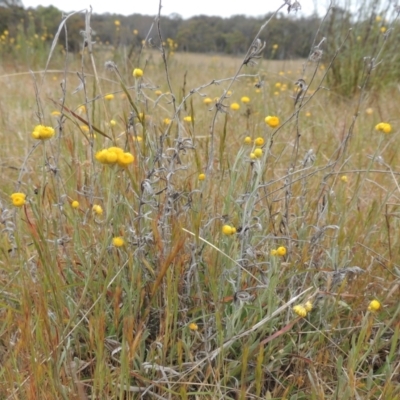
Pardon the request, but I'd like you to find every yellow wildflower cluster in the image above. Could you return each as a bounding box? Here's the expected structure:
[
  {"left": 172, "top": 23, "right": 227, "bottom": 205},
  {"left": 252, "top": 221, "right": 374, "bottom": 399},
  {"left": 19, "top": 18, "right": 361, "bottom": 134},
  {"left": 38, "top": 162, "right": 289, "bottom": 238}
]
[
  {"left": 222, "top": 225, "right": 236, "bottom": 235},
  {"left": 188, "top": 322, "right": 198, "bottom": 331},
  {"left": 10, "top": 192, "right": 26, "bottom": 207},
  {"left": 241, "top": 96, "right": 250, "bottom": 104},
  {"left": 293, "top": 301, "right": 313, "bottom": 318},
  {"left": 271, "top": 246, "right": 286, "bottom": 256},
  {"left": 31, "top": 125, "right": 55, "bottom": 140},
  {"left": 265, "top": 116, "right": 280, "bottom": 128},
  {"left": 203, "top": 97, "right": 213, "bottom": 105},
  {"left": 230, "top": 103, "right": 240, "bottom": 111},
  {"left": 375, "top": 122, "right": 392, "bottom": 134},
  {"left": 95, "top": 147, "right": 134, "bottom": 167},
  {"left": 250, "top": 148, "right": 263, "bottom": 159},
  {"left": 71, "top": 200, "right": 79, "bottom": 209}
]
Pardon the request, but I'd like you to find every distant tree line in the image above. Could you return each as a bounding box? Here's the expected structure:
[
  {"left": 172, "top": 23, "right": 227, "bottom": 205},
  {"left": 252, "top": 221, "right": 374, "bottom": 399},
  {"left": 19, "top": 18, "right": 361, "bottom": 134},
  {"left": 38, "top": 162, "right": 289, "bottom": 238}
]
[{"left": 0, "top": 4, "right": 321, "bottom": 58}]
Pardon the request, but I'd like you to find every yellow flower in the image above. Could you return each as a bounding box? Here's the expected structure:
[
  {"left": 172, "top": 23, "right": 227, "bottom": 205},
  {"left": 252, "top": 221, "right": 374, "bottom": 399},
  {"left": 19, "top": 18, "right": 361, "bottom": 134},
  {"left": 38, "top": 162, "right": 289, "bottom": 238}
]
[
  {"left": 272, "top": 44, "right": 279, "bottom": 50},
  {"left": 368, "top": 299, "right": 381, "bottom": 312},
  {"left": 114, "top": 20, "right": 120, "bottom": 27},
  {"left": 189, "top": 322, "right": 198, "bottom": 331},
  {"left": 133, "top": 29, "right": 138, "bottom": 35},
  {"left": 95, "top": 149, "right": 108, "bottom": 164},
  {"left": 104, "top": 93, "right": 114, "bottom": 100},
  {"left": 375, "top": 122, "right": 392, "bottom": 134},
  {"left": 198, "top": 173, "right": 206, "bottom": 181},
  {"left": 276, "top": 246, "right": 286, "bottom": 256},
  {"left": 222, "top": 225, "right": 235, "bottom": 235},
  {"left": 133, "top": 68, "right": 144, "bottom": 78},
  {"left": 31, "top": 125, "right": 55, "bottom": 140},
  {"left": 230, "top": 103, "right": 240, "bottom": 111},
  {"left": 155, "top": 90, "right": 162, "bottom": 96},
  {"left": 92, "top": 204, "right": 103, "bottom": 215},
  {"left": 365, "top": 107, "right": 373, "bottom": 115},
  {"left": 250, "top": 152, "right": 256, "bottom": 160},
  {"left": 270, "top": 249, "right": 277, "bottom": 256},
  {"left": 183, "top": 116, "right": 193, "bottom": 123},
  {"left": 80, "top": 125, "right": 89, "bottom": 133},
  {"left": 112, "top": 236, "right": 125, "bottom": 247},
  {"left": 255, "top": 88, "right": 261, "bottom": 94},
  {"left": 105, "top": 150, "right": 118, "bottom": 164},
  {"left": 10, "top": 192, "right": 26, "bottom": 207},
  {"left": 117, "top": 152, "right": 135, "bottom": 167},
  {"left": 244, "top": 136, "right": 252, "bottom": 144},
  {"left": 163, "top": 118, "right": 171, "bottom": 125},
  {"left": 241, "top": 96, "right": 250, "bottom": 104},
  {"left": 305, "top": 112, "right": 311, "bottom": 117},
  {"left": 133, "top": 136, "right": 143, "bottom": 142},
  {"left": 71, "top": 200, "right": 79, "bottom": 209},
  {"left": 78, "top": 105, "right": 86, "bottom": 114},
  {"left": 265, "top": 116, "right": 280, "bottom": 128},
  {"left": 275, "top": 82, "right": 282, "bottom": 88},
  {"left": 304, "top": 301, "right": 313, "bottom": 312},
  {"left": 341, "top": 175, "right": 348, "bottom": 183},
  {"left": 254, "top": 148, "right": 263, "bottom": 158},
  {"left": 380, "top": 27, "right": 387, "bottom": 33},
  {"left": 254, "top": 137, "right": 264, "bottom": 146},
  {"left": 293, "top": 305, "right": 307, "bottom": 318},
  {"left": 203, "top": 97, "right": 213, "bottom": 105},
  {"left": 375, "top": 15, "right": 382, "bottom": 22},
  {"left": 110, "top": 119, "right": 117, "bottom": 126},
  {"left": 51, "top": 110, "right": 61, "bottom": 116}
]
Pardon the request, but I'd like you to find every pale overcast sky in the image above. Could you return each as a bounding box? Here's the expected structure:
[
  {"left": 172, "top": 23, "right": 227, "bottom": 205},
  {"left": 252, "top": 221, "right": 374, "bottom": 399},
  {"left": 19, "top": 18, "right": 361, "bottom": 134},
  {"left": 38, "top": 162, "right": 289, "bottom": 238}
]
[{"left": 22, "top": 0, "right": 328, "bottom": 18}]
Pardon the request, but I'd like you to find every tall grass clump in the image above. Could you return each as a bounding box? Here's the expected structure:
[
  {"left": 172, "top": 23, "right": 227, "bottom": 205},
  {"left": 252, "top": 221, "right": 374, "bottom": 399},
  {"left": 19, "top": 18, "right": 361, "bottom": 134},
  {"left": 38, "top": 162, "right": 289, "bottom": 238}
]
[
  {"left": 0, "top": 0, "right": 400, "bottom": 399},
  {"left": 324, "top": 0, "right": 400, "bottom": 96}
]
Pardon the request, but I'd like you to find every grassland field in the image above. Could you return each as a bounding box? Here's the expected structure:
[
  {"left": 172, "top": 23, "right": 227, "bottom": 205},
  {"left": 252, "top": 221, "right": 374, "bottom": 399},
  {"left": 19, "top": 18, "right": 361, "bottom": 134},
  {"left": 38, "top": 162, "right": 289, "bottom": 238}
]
[{"left": 0, "top": 30, "right": 400, "bottom": 400}]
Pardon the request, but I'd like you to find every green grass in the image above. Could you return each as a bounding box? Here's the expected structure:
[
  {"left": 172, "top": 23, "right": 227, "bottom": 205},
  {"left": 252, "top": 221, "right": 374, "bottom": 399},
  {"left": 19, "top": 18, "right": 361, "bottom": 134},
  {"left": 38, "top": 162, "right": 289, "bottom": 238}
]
[{"left": 0, "top": 7, "right": 400, "bottom": 399}]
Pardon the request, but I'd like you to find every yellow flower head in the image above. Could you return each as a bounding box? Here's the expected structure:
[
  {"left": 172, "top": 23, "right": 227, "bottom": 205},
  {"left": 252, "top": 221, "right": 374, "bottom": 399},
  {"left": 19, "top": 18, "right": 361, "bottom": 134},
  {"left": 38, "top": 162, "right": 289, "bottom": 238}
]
[
  {"left": 10, "top": 192, "right": 26, "bottom": 207},
  {"left": 304, "top": 301, "right": 313, "bottom": 312},
  {"left": 270, "top": 249, "right": 277, "bottom": 256},
  {"left": 32, "top": 125, "right": 55, "bottom": 140},
  {"left": 293, "top": 305, "right": 307, "bottom": 318},
  {"left": 112, "top": 236, "right": 125, "bottom": 247},
  {"left": 368, "top": 299, "right": 381, "bottom": 312},
  {"left": 51, "top": 110, "right": 61, "bottom": 116},
  {"left": 92, "top": 204, "right": 103, "bottom": 215},
  {"left": 244, "top": 136, "right": 252, "bottom": 144},
  {"left": 375, "top": 122, "right": 392, "bottom": 134},
  {"left": 163, "top": 118, "right": 171, "bottom": 125},
  {"left": 250, "top": 152, "right": 256, "bottom": 160},
  {"left": 110, "top": 119, "right": 117, "bottom": 126},
  {"left": 114, "top": 20, "right": 120, "bottom": 27},
  {"left": 189, "top": 322, "right": 198, "bottom": 331},
  {"left": 254, "top": 137, "right": 264, "bottom": 146},
  {"left": 222, "top": 225, "right": 235, "bottom": 235},
  {"left": 241, "top": 96, "right": 250, "bottom": 104},
  {"left": 254, "top": 148, "right": 263, "bottom": 158},
  {"left": 341, "top": 175, "right": 348, "bottom": 183},
  {"left": 117, "top": 152, "right": 135, "bottom": 168},
  {"left": 272, "top": 44, "right": 279, "bottom": 50},
  {"left": 198, "top": 173, "right": 206, "bottom": 181},
  {"left": 276, "top": 246, "right": 286, "bottom": 256},
  {"left": 230, "top": 103, "right": 240, "bottom": 111},
  {"left": 133, "top": 68, "right": 143, "bottom": 78},
  {"left": 184, "top": 116, "right": 193, "bottom": 123},
  {"left": 365, "top": 107, "right": 373, "bottom": 115},
  {"left": 265, "top": 116, "right": 280, "bottom": 128},
  {"left": 71, "top": 200, "right": 79, "bottom": 209},
  {"left": 104, "top": 93, "right": 114, "bottom": 100},
  {"left": 203, "top": 97, "right": 213, "bottom": 105}
]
